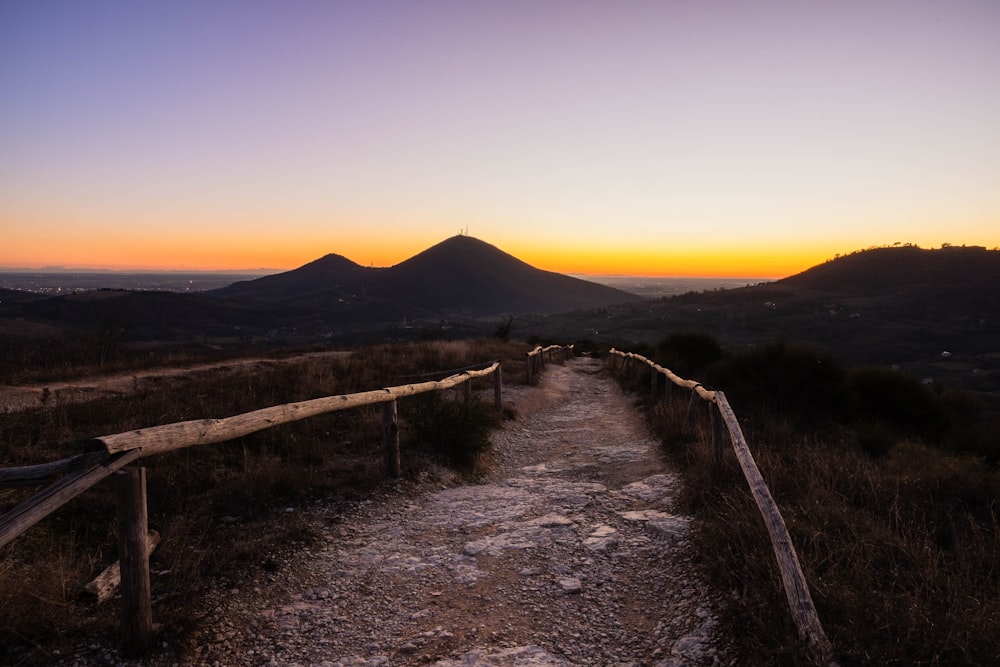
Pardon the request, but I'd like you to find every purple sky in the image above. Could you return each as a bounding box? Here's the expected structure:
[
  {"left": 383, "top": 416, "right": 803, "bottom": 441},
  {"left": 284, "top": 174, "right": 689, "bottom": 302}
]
[{"left": 2, "top": 1, "right": 998, "bottom": 275}]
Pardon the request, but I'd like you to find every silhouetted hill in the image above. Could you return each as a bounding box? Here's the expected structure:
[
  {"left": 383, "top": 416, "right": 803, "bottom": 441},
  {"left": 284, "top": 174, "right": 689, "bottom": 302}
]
[
  {"left": 778, "top": 245, "right": 1000, "bottom": 294},
  {"left": 775, "top": 245, "right": 1000, "bottom": 324},
  {"left": 210, "top": 235, "right": 635, "bottom": 318},
  {"left": 517, "top": 244, "right": 1000, "bottom": 407},
  {"left": 2, "top": 237, "right": 637, "bottom": 343},
  {"left": 210, "top": 253, "right": 375, "bottom": 303},
  {"left": 370, "top": 236, "right": 634, "bottom": 315}
]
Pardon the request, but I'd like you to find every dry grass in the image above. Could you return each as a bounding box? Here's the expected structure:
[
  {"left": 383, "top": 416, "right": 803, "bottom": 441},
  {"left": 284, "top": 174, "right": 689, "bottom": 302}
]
[
  {"left": 0, "top": 338, "right": 531, "bottom": 664},
  {"left": 613, "top": 357, "right": 1000, "bottom": 666}
]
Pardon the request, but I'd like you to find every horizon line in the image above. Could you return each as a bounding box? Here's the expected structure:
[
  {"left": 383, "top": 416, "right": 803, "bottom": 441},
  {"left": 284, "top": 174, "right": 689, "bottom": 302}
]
[{"left": 0, "top": 265, "right": 781, "bottom": 281}]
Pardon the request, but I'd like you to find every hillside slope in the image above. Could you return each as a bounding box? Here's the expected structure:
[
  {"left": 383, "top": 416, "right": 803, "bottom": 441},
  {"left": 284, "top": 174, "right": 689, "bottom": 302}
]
[
  {"left": 1, "top": 237, "right": 638, "bottom": 342},
  {"left": 209, "top": 253, "right": 376, "bottom": 304},
  {"left": 211, "top": 235, "right": 635, "bottom": 317},
  {"left": 779, "top": 245, "right": 1000, "bottom": 294},
  {"left": 370, "top": 236, "right": 634, "bottom": 315},
  {"left": 517, "top": 245, "right": 1000, "bottom": 404}
]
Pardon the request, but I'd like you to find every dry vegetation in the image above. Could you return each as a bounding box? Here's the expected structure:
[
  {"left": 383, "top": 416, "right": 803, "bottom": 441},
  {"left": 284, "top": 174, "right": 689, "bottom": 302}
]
[
  {"left": 613, "top": 334, "right": 1000, "bottom": 666},
  {"left": 0, "top": 338, "right": 531, "bottom": 664},
  {"left": 7, "top": 325, "right": 998, "bottom": 666}
]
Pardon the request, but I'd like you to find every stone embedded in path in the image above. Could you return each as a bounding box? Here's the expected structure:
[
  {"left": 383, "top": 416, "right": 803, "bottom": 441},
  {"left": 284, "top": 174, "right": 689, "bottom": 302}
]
[
  {"left": 620, "top": 474, "right": 678, "bottom": 503},
  {"left": 583, "top": 524, "right": 618, "bottom": 551},
  {"left": 646, "top": 515, "right": 689, "bottom": 543},
  {"left": 526, "top": 513, "right": 574, "bottom": 528},
  {"left": 461, "top": 512, "right": 577, "bottom": 557},
  {"left": 620, "top": 509, "right": 690, "bottom": 543},
  {"left": 593, "top": 441, "right": 651, "bottom": 464},
  {"left": 557, "top": 577, "right": 584, "bottom": 594},
  {"left": 620, "top": 509, "right": 677, "bottom": 522},
  {"left": 504, "top": 477, "right": 607, "bottom": 507},
  {"left": 432, "top": 644, "right": 571, "bottom": 666}
]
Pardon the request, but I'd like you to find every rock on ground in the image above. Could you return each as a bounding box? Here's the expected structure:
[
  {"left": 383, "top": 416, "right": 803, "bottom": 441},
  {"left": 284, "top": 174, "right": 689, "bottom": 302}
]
[{"left": 60, "top": 357, "right": 731, "bottom": 667}]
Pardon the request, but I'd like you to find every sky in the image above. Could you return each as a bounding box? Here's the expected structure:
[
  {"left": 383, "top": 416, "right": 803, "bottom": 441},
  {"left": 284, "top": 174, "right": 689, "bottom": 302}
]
[{"left": 2, "top": 1, "right": 998, "bottom": 278}]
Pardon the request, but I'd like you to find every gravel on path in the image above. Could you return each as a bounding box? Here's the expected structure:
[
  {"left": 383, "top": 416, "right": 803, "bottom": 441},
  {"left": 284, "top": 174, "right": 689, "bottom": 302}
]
[{"left": 62, "top": 357, "right": 731, "bottom": 667}]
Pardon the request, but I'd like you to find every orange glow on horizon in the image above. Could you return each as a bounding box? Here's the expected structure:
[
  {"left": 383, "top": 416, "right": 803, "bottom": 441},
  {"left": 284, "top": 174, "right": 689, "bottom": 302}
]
[
  {"left": 511, "top": 243, "right": 831, "bottom": 280},
  {"left": 0, "top": 226, "right": 836, "bottom": 279}
]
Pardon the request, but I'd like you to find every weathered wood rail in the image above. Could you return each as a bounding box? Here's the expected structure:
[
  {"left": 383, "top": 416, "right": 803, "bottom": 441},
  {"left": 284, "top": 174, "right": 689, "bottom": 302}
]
[
  {"left": 525, "top": 344, "right": 574, "bottom": 383},
  {"left": 0, "top": 358, "right": 503, "bottom": 655},
  {"left": 608, "top": 349, "right": 837, "bottom": 667}
]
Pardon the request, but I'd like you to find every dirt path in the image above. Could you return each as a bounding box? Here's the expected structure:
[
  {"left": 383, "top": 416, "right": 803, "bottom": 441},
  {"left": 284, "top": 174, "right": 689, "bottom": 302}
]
[
  {"left": 64, "top": 357, "right": 730, "bottom": 666},
  {"left": 0, "top": 351, "right": 352, "bottom": 412}
]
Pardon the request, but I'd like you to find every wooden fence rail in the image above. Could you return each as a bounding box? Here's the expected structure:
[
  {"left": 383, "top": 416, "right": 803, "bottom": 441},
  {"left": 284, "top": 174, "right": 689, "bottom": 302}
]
[
  {"left": 3, "top": 347, "right": 836, "bottom": 663},
  {"left": 525, "top": 344, "right": 574, "bottom": 383},
  {"left": 608, "top": 349, "right": 836, "bottom": 667},
  {"left": 0, "top": 358, "right": 503, "bottom": 655}
]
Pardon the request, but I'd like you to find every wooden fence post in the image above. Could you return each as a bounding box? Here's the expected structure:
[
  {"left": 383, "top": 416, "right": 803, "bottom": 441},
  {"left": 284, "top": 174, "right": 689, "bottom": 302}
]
[
  {"left": 463, "top": 376, "right": 472, "bottom": 402},
  {"left": 493, "top": 363, "right": 503, "bottom": 411},
  {"left": 115, "top": 466, "right": 153, "bottom": 657},
  {"left": 710, "top": 403, "right": 725, "bottom": 468},
  {"left": 382, "top": 400, "right": 400, "bottom": 478},
  {"left": 650, "top": 368, "right": 658, "bottom": 397}
]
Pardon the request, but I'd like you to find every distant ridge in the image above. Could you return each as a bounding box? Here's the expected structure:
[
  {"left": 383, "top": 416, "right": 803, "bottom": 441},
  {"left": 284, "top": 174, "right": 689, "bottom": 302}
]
[
  {"left": 778, "top": 245, "right": 1000, "bottom": 295},
  {"left": 212, "top": 253, "right": 374, "bottom": 303},
  {"left": 768, "top": 245, "right": 1000, "bottom": 327},
  {"left": 209, "top": 235, "right": 636, "bottom": 317}
]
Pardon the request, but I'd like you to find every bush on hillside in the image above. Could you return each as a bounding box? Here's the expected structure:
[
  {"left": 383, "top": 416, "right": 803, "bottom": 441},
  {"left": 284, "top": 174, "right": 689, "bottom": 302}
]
[
  {"left": 846, "top": 366, "right": 945, "bottom": 438},
  {"left": 656, "top": 331, "right": 723, "bottom": 377},
  {"left": 404, "top": 392, "right": 500, "bottom": 471},
  {"left": 698, "top": 343, "right": 994, "bottom": 461},
  {"left": 707, "top": 341, "right": 848, "bottom": 431}
]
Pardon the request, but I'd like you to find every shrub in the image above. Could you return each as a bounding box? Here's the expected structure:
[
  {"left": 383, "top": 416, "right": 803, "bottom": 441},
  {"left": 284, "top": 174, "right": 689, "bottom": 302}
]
[
  {"left": 847, "top": 366, "right": 945, "bottom": 438},
  {"left": 854, "top": 419, "right": 897, "bottom": 458},
  {"left": 403, "top": 391, "right": 500, "bottom": 472},
  {"left": 708, "top": 341, "right": 848, "bottom": 431},
  {"left": 657, "top": 331, "right": 723, "bottom": 377}
]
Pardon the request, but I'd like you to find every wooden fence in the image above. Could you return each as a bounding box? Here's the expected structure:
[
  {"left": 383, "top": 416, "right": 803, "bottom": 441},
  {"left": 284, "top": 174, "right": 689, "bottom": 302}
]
[
  {"left": 608, "top": 349, "right": 837, "bottom": 667},
  {"left": 2, "top": 346, "right": 835, "bottom": 663},
  {"left": 525, "top": 344, "right": 574, "bottom": 383},
  {"left": 0, "top": 359, "right": 503, "bottom": 655}
]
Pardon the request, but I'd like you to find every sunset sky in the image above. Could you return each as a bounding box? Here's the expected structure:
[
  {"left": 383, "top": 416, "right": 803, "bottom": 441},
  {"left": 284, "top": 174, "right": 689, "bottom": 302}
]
[{"left": 2, "top": 1, "right": 998, "bottom": 278}]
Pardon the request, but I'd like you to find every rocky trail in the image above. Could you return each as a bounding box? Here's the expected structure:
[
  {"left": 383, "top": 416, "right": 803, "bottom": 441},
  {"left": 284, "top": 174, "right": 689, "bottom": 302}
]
[{"left": 63, "top": 357, "right": 730, "bottom": 666}]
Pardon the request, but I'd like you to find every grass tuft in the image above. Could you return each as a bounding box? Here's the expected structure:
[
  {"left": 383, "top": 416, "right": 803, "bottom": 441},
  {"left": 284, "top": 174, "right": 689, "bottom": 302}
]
[{"left": 403, "top": 392, "right": 501, "bottom": 473}]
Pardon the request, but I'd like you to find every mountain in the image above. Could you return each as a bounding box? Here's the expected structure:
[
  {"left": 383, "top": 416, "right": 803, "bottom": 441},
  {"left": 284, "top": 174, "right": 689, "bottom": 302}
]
[
  {"left": 778, "top": 245, "right": 1000, "bottom": 294},
  {"left": 516, "top": 244, "right": 1000, "bottom": 406},
  {"left": 2, "top": 236, "right": 637, "bottom": 342},
  {"left": 370, "top": 236, "right": 634, "bottom": 315},
  {"left": 210, "top": 253, "right": 375, "bottom": 304},
  {"left": 210, "top": 235, "right": 636, "bottom": 317},
  {"left": 775, "top": 245, "right": 1000, "bottom": 324}
]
